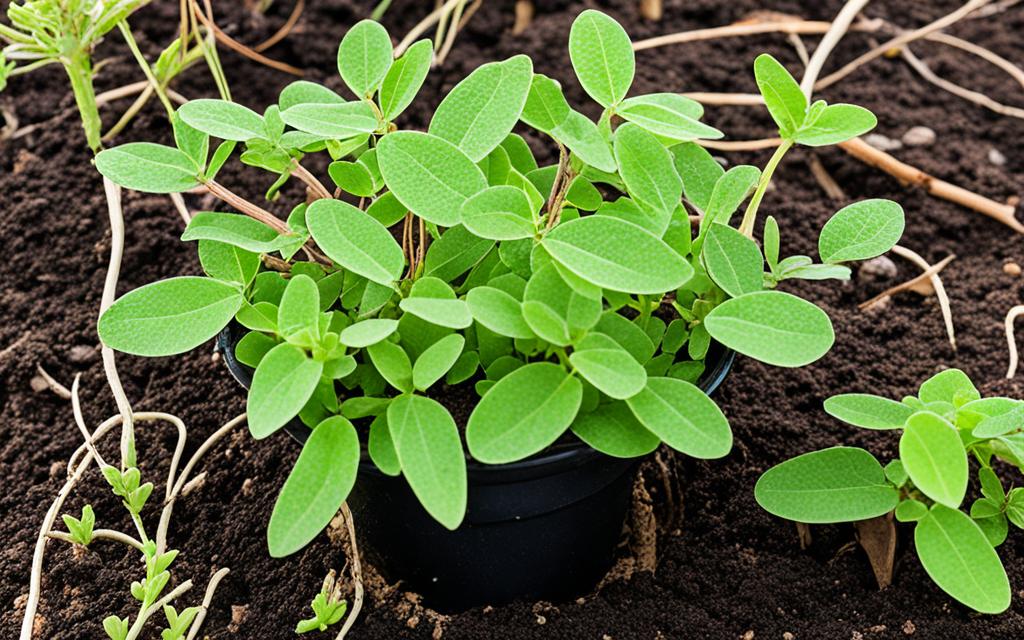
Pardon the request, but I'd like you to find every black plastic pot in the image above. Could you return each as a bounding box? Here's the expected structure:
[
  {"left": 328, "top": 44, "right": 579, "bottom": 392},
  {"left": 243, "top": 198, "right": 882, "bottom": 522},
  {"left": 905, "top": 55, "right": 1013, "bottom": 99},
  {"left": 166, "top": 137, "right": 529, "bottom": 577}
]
[{"left": 218, "top": 323, "right": 734, "bottom": 612}]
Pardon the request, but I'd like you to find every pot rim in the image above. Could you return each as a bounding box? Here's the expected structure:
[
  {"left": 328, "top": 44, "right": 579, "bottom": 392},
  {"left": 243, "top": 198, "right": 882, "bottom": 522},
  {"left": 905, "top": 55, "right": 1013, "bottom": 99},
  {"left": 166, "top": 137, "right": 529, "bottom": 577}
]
[{"left": 217, "top": 322, "right": 735, "bottom": 478}]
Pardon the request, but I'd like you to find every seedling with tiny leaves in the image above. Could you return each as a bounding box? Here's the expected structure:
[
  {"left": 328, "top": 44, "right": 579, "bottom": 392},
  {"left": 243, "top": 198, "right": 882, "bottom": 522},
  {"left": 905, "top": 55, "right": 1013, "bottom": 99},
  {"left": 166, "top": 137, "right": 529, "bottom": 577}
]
[
  {"left": 756, "top": 369, "right": 1024, "bottom": 614},
  {"left": 295, "top": 570, "right": 348, "bottom": 634},
  {"left": 94, "top": 12, "right": 902, "bottom": 556}
]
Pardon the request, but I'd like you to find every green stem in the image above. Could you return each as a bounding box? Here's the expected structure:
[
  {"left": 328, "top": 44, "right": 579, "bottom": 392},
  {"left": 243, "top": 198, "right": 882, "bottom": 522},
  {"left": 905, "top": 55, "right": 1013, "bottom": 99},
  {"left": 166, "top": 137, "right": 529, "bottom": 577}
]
[
  {"left": 737, "top": 139, "right": 793, "bottom": 238},
  {"left": 117, "top": 21, "right": 174, "bottom": 118},
  {"left": 63, "top": 50, "right": 102, "bottom": 153}
]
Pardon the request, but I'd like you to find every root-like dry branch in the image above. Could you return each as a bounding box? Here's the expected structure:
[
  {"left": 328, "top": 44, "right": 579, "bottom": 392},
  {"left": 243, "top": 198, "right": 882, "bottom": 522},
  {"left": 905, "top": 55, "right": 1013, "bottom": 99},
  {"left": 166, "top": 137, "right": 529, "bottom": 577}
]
[
  {"left": 254, "top": 0, "right": 305, "bottom": 53},
  {"left": 334, "top": 503, "right": 364, "bottom": 640},
  {"left": 640, "top": 0, "right": 663, "bottom": 21},
  {"left": 859, "top": 248, "right": 957, "bottom": 350},
  {"left": 185, "top": 567, "right": 231, "bottom": 640},
  {"left": 899, "top": 45, "right": 1024, "bottom": 120},
  {"left": 807, "top": 154, "right": 847, "bottom": 200},
  {"left": 190, "top": 0, "right": 304, "bottom": 76},
  {"left": 512, "top": 0, "right": 533, "bottom": 36},
  {"left": 1004, "top": 305, "right": 1024, "bottom": 378}
]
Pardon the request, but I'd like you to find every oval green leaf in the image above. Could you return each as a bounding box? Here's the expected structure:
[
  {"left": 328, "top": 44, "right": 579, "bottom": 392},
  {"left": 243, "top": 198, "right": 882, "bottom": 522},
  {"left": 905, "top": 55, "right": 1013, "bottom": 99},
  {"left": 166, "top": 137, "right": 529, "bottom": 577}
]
[
  {"left": 177, "top": 99, "right": 267, "bottom": 141},
  {"left": 267, "top": 416, "right": 359, "bottom": 556},
  {"left": 625, "top": 377, "right": 731, "bottom": 459},
  {"left": 95, "top": 144, "right": 199, "bottom": 193},
  {"left": 915, "top": 504, "right": 1010, "bottom": 614},
  {"left": 379, "top": 39, "right": 432, "bottom": 121},
  {"left": 467, "top": 362, "right": 583, "bottom": 463},
  {"left": 755, "top": 446, "right": 898, "bottom": 523},
  {"left": 247, "top": 343, "right": 324, "bottom": 439},
  {"left": 98, "top": 277, "right": 243, "bottom": 356},
  {"left": 307, "top": 199, "right": 404, "bottom": 286},
  {"left": 568, "top": 10, "right": 634, "bottom": 108},
  {"left": 818, "top": 199, "right": 904, "bottom": 263},
  {"left": 388, "top": 395, "right": 467, "bottom": 529},
  {"left": 377, "top": 131, "right": 488, "bottom": 226},
  {"left": 461, "top": 185, "right": 537, "bottom": 240},
  {"left": 572, "top": 401, "right": 660, "bottom": 458},
  {"left": 569, "top": 333, "right": 647, "bottom": 400},
  {"left": 900, "top": 412, "right": 968, "bottom": 508},
  {"left": 337, "top": 19, "right": 393, "bottom": 98},
  {"left": 824, "top": 393, "right": 915, "bottom": 430},
  {"left": 703, "top": 291, "right": 834, "bottom": 367},
  {"left": 702, "top": 223, "right": 764, "bottom": 298}
]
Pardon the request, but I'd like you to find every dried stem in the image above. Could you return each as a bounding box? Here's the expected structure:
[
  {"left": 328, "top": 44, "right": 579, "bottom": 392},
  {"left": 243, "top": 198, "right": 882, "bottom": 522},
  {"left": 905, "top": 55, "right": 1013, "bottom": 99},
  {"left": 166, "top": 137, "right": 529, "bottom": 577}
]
[
  {"left": 1006, "top": 306, "right": 1024, "bottom": 378},
  {"left": 101, "top": 177, "right": 136, "bottom": 469},
  {"left": 814, "top": 0, "right": 993, "bottom": 91},
  {"left": 334, "top": 504, "right": 364, "bottom": 640},
  {"left": 891, "top": 245, "right": 957, "bottom": 350},
  {"left": 203, "top": 180, "right": 292, "bottom": 234},
  {"left": 899, "top": 45, "right": 1024, "bottom": 120},
  {"left": 170, "top": 193, "right": 192, "bottom": 225},
  {"left": 395, "top": 0, "right": 462, "bottom": 57},
  {"left": 190, "top": 0, "right": 304, "bottom": 76},
  {"left": 185, "top": 567, "right": 231, "bottom": 640},
  {"left": 512, "top": 0, "right": 534, "bottom": 36},
  {"left": 632, "top": 18, "right": 881, "bottom": 52},
  {"left": 799, "top": 0, "right": 871, "bottom": 96},
  {"left": 125, "top": 580, "right": 195, "bottom": 640},
  {"left": 640, "top": 0, "right": 663, "bottom": 21},
  {"left": 36, "top": 365, "right": 71, "bottom": 399},
  {"left": 291, "top": 160, "right": 333, "bottom": 200},
  {"left": 254, "top": 0, "right": 304, "bottom": 52},
  {"left": 47, "top": 529, "right": 145, "bottom": 552}
]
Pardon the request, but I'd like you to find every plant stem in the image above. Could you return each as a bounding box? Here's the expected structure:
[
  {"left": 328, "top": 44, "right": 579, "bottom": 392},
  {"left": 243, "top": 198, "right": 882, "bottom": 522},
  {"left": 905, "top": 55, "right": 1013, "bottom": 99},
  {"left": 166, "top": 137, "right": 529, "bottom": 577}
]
[
  {"left": 737, "top": 139, "right": 793, "bottom": 237},
  {"left": 117, "top": 21, "right": 174, "bottom": 118},
  {"left": 63, "top": 50, "right": 102, "bottom": 153}
]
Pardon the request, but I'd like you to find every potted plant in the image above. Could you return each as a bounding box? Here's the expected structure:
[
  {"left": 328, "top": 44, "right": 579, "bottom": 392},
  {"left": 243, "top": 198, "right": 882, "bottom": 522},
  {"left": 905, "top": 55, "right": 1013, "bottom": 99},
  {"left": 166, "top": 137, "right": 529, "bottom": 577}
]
[
  {"left": 756, "top": 368, "right": 1021, "bottom": 614},
  {"left": 93, "top": 10, "right": 902, "bottom": 609}
]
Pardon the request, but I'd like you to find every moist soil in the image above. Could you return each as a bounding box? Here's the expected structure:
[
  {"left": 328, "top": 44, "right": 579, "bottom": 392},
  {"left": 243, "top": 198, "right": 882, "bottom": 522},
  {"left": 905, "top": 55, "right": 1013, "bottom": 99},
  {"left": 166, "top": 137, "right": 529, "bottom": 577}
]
[{"left": 2, "top": 0, "right": 1024, "bottom": 638}]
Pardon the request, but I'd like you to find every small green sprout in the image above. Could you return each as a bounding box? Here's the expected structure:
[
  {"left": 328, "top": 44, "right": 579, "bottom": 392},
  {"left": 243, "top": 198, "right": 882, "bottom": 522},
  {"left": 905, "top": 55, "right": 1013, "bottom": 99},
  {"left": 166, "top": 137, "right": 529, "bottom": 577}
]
[
  {"left": 296, "top": 570, "right": 348, "bottom": 634},
  {"left": 93, "top": 12, "right": 904, "bottom": 557},
  {"left": 160, "top": 605, "right": 200, "bottom": 640},
  {"left": 61, "top": 505, "right": 95, "bottom": 546},
  {"left": 756, "top": 369, "right": 1022, "bottom": 614}
]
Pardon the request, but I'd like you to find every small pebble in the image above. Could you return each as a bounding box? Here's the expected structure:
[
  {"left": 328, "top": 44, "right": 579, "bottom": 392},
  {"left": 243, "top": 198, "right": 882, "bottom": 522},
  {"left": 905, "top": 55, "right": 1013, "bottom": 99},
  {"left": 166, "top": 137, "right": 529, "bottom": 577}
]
[
  {"left": 858, "top": 256, "right": 898, "bottom": 281},
  {"left": 864, "top": 133, "right": 902, "bottom": 151},
  {"left": 241, "top": 477, "right": 254, "bottom": 496},
  {"left": 68, "top": 345, "right": 97, "bottom": 364},
  {"left": 783, "top": 634, "right": 795, "bottom": 640},
  {"left": 989, "top": 148, "right": 1007, "bottom": 166},
  {"left": 901, "top": 126, "right": 936, "bottom": 146},
  {"left": 1004, "top": 262, "right": 1022, "bottom": 276},
  {"left": 902, "top": 620, "right": 916, "bottom": 635},
  {"left": 741, "top": 632, "right": 755, "bottom": 640},
  {"left": 30, "top": 376, "right": 49, "bottom": 393}
]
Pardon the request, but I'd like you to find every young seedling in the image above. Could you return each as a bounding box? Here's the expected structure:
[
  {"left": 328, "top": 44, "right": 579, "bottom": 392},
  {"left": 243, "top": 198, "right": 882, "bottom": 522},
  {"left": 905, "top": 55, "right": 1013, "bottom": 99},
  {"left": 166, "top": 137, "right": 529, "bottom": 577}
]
[
  {"left": 756, "top": 368, "right": 1022, "bottom": 614},
  {"left": 296, "top": 570, "right": 348, "bottom": 634},
  {"left": 92, "top": 12, "right": 903, "bottom": 560}
]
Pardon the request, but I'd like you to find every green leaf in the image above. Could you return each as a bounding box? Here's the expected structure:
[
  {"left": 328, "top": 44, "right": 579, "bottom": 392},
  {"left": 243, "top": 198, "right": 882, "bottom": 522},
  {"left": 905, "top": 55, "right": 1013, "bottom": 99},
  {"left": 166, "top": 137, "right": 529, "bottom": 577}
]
[
  {"left": 173, "top": 114, "right": 209, "bottom": 169},
  {"left": 198, "top": 240, "right": 260, "bottom": 287},
  {"left": 617, "top": 94, "right": 721, "bottom": 142},
  {"left": 95, "top": 144, "right": 200, "bottom": 193},
  {"left": 339, "top": 318, "right": 398, "bottom": 348},
  {"left": 919, "top": 368, "right": 980, "bottom": 406},
  {"left": 755, "top": 447, "right": 898, "bottom": 523},
  {"left": 280, "top": 102, "right": 379, "bottom": 139},
  {"left": 569, "top": 333, "right": 647, "bottom": 400},
  {"left": 466, "top": 362, "right": 583, "bottom": 463},
  {"left": 307, "top": 199, "right": 404, "bottom": 285},
  {"left": 794, "top": 104, "right": 877, "bottom": 147},
  {"left": 235, "top": 331, "right": 276, "bottom": 367},
  {"left": 388, "top": 395, "right": 467, "bottom": 529},
  {"left": 461, "top": 185, "right": 537, "bottom": 240},
  {"left": 818, "top": 199, "right": 904, "bottom": 263},
  {"left": 521, "top": 73, "right": 571, "bottom": 133},
  {"left": 279, "top": 80, "right": 345, "bottom": 109},
  {"left": 248, "top": 343, "right": 324, "bottom": 438},
  {"left": 329, "top": 161, "right": 375, "bottom": 198},
  {"left": 544, "top": 216, "right": 692, "bottom": 294},
  {"left": 626, "top": 377, "right": 731, "bottom": 459},
  {"left": 551, "top": 110, "right": 616, "bottom": 173},
  {"left": 764, "top": 215, "right": 780, "bottom": 270},
  {"left": 614, "top": 122, "right": 682, "bottom": 220},
  {"left": 377, "top": 131, "right": 488, "bottom": 226},
  {"left": 429, "top": 55, "right": 533, "bottom": 162},
  {"left": 182, "top": 212, "right": 287, "bottom": 253},
  {"left": 896, "top": 499, "right": 929, "bottom": 522},
  {"left": 267, "top": 417, "right": 359, "bottom": 556},
  {"left": 900, "top": 412, "right": 968, "bottom": 508},
  {"left": 337, "top": 19, "right": 393, "bottom": 98},
  {"left": 753, "top": 54, "right": 806, "bottom": 138},
  {"left": 277, "top": 275, "right": 320, "bottom": 337},
  {"left": 572, "top": 401, "right": 660, "bottom": 458},
  {"left": 974, "top": 404, "right": 1024, "bottom": 438},
  {"left": 368, "top": 414, "right": 400, "bottom": 476},
  {"left": 915, "top": 504, "right": 1010, "bottom": 614},
  {"left": 823, "top": 393, "right": 915, "bottom": 430},
  {"left": 366, "top": 340, "right": 413, "bottom": 392},
  {"left": 466, "top": 286, "right": 534, "bottom": 339},
  {"left": 700, "top": 165, "right": 760, "bottom": 229},
  {"left": 704, "top": 291, "right": 833, "bottom": 367},
  {"left": 399, "top": 279, "right": 472, "bottom": 329},
  {"left": 568, "top": 10, "right": 634, "bottom": 108},
  {"left": 424, "top": 225, "right": 494, "bottom": 281},
  {"left": 98, "top": 277, "right": 242, "bottom": 356},
  {"left": 413, "top": 334, "right": 464, "bottom": 390},
  {"left": 177, "top": 99, "right": 266, "bottom": 141},
  {"left": 672, "top": 142, "right": 723, "bottom": 212},
  {"left": 379, "top": 39, "right": 432, "bottom": 121},
  {"left": 702, "top": 223, "right": 764, "bottom": 297}
]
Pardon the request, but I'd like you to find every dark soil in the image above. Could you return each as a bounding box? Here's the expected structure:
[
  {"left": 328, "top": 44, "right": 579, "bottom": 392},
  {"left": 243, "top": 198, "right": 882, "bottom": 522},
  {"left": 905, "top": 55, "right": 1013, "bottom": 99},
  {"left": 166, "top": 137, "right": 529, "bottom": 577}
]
[{"left": 2, "top": 0, "right": 1024, "bottom": 638}]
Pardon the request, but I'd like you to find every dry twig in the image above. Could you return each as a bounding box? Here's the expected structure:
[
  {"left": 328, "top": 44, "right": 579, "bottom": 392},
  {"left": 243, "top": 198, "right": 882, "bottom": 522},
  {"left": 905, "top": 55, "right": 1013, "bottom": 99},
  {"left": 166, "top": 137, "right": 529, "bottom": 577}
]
[{"left": 1005, "top": 305, "right": 1024, "bottom": 378}]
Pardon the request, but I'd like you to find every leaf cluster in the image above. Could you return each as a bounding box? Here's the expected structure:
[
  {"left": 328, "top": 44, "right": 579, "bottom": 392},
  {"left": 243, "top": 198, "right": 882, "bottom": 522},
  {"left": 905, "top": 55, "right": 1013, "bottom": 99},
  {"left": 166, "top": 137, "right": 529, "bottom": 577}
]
[
  {"left": 94, "top": 13, "right": 903, "bottom": 553},
  {"left": 756, "top": 369, "right": 1022, "bottom": 613}
]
